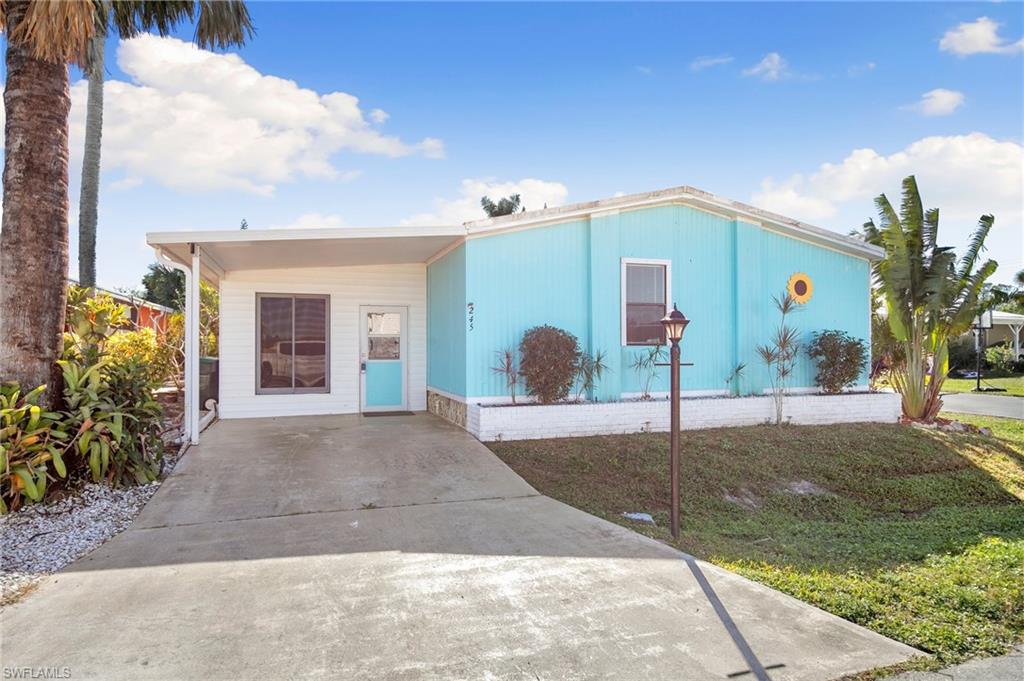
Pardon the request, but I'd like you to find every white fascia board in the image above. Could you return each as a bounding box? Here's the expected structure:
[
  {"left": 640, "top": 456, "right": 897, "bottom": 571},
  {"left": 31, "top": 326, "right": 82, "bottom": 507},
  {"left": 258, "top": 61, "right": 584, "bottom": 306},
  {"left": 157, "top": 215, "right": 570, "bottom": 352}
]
[{"left": 146, "top": 224, "right": 465, "bottom": 246}]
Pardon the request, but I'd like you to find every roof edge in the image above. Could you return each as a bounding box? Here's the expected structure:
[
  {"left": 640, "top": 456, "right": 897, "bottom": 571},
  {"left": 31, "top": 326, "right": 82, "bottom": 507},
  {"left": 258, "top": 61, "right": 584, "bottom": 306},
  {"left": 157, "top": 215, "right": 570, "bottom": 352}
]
[
  {"left": 463, "top": 185, "right": 883, "bottom": 260},
  {"left": 146, "top": 224, "right": 464, "bottom": 246}
]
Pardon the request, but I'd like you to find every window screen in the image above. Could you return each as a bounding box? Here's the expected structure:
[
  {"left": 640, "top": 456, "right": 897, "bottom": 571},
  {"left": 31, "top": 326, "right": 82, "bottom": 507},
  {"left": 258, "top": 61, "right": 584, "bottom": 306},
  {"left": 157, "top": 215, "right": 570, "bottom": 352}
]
[
  {"left": 624, "top": 264, "right": 667, "bottom": 345},
  {"left": 257, "top": 294, "right": 328, "bottom": 393}
]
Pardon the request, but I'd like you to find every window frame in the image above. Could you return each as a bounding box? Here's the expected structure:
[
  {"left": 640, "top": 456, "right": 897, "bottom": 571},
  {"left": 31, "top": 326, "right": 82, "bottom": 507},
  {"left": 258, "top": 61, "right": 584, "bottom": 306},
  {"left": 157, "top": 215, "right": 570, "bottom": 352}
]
[
  {"left": 255, "top": 293, "right": 331, "bottom": 395},
  {"left": 620, "top": 258, "right": 672, "bottom": 347}
]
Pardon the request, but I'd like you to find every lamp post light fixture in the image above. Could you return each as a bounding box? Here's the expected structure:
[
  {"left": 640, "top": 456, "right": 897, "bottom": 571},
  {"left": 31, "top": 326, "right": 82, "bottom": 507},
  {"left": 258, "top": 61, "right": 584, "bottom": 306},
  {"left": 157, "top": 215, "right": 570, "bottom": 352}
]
[{"left": 660, "top": 304, "right": 689, "bottom": 540}]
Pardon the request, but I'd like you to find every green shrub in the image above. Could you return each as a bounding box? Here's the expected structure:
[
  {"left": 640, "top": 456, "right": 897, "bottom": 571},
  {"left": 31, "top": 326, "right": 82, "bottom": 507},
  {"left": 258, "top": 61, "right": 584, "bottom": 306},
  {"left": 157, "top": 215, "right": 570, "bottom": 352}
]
[
  {"left": 807, "top": 330, "right": 868, "bottom": 394},
  {"left": 519, "top": 326, "right": 580, "bottom": 404},
  {"left": 985, "top": 345, "right": 1016, "bottom": 377},
  {"left": 60, "top": 287, "right": 165, "bottom": 487},
  {"left": 0, "top": 383, "right": 70, "bottom": 513},
  {"left": 107, "top": 328, "right": 175, "bottom": 386},
  {"left": 60, "top": 357, "right": 164, "bottom": 486},
  {"left": 64, "top": 285, "right": 129, "bottom": 360}
]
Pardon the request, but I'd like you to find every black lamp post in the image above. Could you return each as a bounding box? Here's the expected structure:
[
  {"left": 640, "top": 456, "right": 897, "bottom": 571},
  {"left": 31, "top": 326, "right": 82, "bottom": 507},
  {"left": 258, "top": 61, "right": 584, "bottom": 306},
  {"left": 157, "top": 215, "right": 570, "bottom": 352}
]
[{"left": 660, "top": 303, "right": 689, "bottom": 540}]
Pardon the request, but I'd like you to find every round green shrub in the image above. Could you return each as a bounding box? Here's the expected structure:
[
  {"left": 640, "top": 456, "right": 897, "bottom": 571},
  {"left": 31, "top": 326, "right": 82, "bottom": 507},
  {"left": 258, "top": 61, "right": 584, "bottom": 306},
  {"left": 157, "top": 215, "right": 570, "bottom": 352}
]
[
  {"left": 807, "top": 330, "right": 868, "bottom": 394},
  {"left": 518, "top": 325, "right": 580, "bottom": 404}
]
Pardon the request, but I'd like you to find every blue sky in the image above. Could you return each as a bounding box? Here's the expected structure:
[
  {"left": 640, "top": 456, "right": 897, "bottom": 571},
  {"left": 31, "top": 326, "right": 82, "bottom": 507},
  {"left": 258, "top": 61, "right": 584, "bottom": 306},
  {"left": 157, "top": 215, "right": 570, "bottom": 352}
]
[{"left": 8, "top": 1, "right": 1024, "bottom": 289}]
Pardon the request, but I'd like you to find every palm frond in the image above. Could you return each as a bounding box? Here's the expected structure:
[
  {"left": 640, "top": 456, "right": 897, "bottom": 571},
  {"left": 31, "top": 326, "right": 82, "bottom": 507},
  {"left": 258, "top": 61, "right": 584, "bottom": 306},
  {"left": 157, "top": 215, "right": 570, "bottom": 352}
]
[
  {"left": 922, "top": 207, "right": 939, "bottom": 253},
  {"left": 956, "top": 214, "right": 994, "bottom": 283},
  {"left": 195, "top": 0, "right": 254, "bottom": 49},
  {"left": 899, "top": 175, "right": 923, "bottom": 237},
  {"left": 5, "top": 0, "right": 97, "bottom": 65}
]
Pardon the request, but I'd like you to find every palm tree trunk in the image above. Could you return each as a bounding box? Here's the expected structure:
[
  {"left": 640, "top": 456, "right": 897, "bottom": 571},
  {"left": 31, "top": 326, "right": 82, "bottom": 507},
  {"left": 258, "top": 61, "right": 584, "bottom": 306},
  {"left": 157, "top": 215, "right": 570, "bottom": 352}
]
[
  {"left": 0, "top": 1, "right": 72, "bottom": 407},
  {"left": 77, "top": 33, "right": 104, "bottom": 289}
]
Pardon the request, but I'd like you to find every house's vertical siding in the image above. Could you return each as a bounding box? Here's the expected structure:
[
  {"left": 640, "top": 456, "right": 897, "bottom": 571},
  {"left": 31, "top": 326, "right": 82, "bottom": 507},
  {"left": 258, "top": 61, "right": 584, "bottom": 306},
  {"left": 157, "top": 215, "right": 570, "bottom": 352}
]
[
  {"left": 426, "top": 244, "right": 467, "bottom": 397},
  {"left": 218, "top": 264, "right": 426, "bottom": 419},
  {"left": 617, "top": 205, "right": 736, "bottom": 395},
  {"left": 456, "top": 204, "right": 872, "bottom": 400},
  {"left": 588, "top": 212, "right": 623, "bottom": 401},
  {"left": 464, "top": 220, "right": 591, "bottom": 398},
  {"left": 738, "top": 228, "right": 872, "bottom": 392}
]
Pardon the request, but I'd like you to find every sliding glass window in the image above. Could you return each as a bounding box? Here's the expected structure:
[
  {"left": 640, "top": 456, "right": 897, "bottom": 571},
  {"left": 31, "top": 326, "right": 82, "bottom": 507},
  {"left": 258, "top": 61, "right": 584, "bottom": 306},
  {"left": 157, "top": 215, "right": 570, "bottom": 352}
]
[{"left": 256, "top": 294, "right": 329, "bottom": 394}]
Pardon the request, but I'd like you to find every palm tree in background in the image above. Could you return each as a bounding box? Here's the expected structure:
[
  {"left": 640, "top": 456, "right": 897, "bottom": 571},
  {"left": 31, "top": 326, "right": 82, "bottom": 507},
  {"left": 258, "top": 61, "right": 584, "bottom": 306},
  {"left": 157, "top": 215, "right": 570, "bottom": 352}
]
[
  {"left": 0, "top": 1, "right": 252, "bottom": 407},
  {"left": 862, "top": 175, "right": 997, "bottom": 421},
  {"left": 481, "top": 194, "right": 525, "bottom": 217},
  {"left": 77, "top": 1, "right": 254, "bottom": 287}
]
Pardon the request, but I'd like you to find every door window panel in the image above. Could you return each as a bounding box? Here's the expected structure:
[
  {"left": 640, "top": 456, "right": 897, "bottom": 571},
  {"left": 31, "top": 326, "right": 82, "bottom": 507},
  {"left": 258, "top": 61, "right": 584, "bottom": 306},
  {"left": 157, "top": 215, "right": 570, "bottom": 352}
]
[{"left": 367, "top": 312, "right": 401, "bottom": 359}]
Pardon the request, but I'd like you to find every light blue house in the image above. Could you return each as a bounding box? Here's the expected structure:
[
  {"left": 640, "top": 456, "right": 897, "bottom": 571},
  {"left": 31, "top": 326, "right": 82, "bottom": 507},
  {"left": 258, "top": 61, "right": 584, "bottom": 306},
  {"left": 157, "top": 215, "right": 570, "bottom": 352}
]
[
  {"left": 427, "top": 186, "right": 876, "bottom": 411},
  {"left": 148, "top": 185, "right": 882, "bottom": 443}
]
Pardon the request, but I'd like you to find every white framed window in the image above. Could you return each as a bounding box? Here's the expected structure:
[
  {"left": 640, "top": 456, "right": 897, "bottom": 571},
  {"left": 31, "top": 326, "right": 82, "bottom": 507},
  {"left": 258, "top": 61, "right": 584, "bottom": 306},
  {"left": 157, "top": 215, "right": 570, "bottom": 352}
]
[
  {"left": 256, "top": 293, "right": 330, "bottom": 394},
  {"left": 621, "top": 258, "right": 671, "bottom": 346}
]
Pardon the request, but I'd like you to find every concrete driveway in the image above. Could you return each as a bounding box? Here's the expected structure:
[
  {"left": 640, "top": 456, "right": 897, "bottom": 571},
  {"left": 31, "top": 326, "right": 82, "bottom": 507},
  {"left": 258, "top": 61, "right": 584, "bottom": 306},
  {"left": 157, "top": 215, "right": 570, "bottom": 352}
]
[{"left": 1, "top": 414, "right": 919, "bottom": 680}]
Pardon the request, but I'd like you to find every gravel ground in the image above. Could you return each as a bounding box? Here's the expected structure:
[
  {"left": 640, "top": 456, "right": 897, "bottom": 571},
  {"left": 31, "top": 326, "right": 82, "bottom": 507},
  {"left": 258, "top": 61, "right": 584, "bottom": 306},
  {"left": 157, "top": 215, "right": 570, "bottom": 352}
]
[{"left": 1, "top": 443, "right": 185, "bottom": 606}]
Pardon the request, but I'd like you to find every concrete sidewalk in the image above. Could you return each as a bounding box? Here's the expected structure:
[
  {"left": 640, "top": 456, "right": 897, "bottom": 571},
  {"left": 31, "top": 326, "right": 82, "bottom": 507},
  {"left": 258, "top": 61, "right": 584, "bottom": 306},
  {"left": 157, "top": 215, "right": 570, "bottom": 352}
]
[
  {"left": 891, "top": 645, "right": 1023, "bottom": 681},
  {"left": 1, "top": 414, "right": 921, "bottom": 680}
]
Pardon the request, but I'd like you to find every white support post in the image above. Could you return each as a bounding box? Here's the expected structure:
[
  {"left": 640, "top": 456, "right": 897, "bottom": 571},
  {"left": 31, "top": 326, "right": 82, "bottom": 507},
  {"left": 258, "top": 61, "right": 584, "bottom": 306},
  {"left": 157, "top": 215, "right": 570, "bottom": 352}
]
[
  {"left": 154, "top": 247, "right": 195, "bottom": 445},
  {"left": 190, "top": 246, "right": 202, "bottom": 445},
  {"left": 1011, "top": 324, "right": 1023, "bottom": 360}
]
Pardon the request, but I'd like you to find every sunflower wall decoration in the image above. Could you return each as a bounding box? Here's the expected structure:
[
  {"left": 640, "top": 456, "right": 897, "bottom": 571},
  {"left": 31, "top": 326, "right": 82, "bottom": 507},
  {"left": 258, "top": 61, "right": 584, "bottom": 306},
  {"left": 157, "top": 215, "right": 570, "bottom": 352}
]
[{"left": 787, "top": 272, "right": 813, "bottom": 304}]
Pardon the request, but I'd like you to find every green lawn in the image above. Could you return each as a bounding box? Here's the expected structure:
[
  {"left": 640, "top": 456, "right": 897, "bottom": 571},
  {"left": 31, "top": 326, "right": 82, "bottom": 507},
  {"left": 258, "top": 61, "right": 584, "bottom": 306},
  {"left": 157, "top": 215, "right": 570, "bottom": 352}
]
[
  {"left": 943, "top": 374, "right": 1024, "bottom": 397},
  {"left": 488, "top": 416, "right": 1024, "bottom": 672}
]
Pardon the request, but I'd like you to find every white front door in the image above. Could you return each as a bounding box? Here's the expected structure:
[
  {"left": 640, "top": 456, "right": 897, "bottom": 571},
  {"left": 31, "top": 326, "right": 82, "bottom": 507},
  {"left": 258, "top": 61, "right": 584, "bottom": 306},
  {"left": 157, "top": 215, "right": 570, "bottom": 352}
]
[{"left": 359, "top": 306, "right": 408, "bottom": 412}]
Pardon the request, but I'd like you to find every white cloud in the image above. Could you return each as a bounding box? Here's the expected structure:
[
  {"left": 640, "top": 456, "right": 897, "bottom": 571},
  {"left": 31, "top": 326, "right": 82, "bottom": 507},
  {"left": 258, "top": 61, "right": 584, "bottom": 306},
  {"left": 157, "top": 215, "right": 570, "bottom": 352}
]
[
  {"left": 847, "top": 62, "right": 876, "bottom": 77},
  {"left": 402, "top": 178, "right": 569, "bottom": 225},
  {"left": 369, "top": 108, "right": 390, "bottom": 124},
  {"left": 752, "top": 133, "right": 1024, "bottom": 283},
  {"left": 272, "top": 212, "right": 346, "bottom": 230},
  {"left": 67, "top": 35, "right": 443, "bottom": 196},
  {"left": 635, "top": 65, "right": 653, "bottom": 76},
  {"left": 939, "top": 16, "right": 1024, "bottom": 56},
  {"left": 742, "top": 52, "right": 788, "bottom": 81},
  {"left": 689, "top": 55, "right": 733, "bottom": 72},
  {"left": 904, "top": 88, "right": 966, "bottom": 116}
]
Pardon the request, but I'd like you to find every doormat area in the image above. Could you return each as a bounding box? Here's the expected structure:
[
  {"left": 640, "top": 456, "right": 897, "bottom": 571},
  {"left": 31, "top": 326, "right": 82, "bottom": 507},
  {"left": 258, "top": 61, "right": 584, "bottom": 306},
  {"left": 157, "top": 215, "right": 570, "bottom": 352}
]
[{"left": 362, "top": 411, "right": 415, "bottom": 417}]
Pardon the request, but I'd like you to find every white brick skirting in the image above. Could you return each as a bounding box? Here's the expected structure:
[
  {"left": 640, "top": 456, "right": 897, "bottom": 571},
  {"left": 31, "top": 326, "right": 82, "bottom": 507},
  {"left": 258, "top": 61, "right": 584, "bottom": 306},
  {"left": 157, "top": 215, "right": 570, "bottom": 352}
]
[{"left": 466, "top": 392, "right": 901, "bottom": 442}]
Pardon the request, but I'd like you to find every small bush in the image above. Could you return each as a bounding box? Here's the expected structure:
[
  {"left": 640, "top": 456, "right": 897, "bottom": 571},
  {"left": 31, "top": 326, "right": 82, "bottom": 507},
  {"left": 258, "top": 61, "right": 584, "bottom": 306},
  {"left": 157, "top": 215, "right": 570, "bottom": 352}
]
[
  {"left": 519, "top": 326, "right": 580, "bottom": 404},
  {"left": 630, "top": 345, "right": 665, "bottom": 400},
  {"left": 0, "top": 383, "right": 70, "bottom": 513},
  {"left": 60, "top": 357, "right": 164, "bottom": 486},
  {"left": 807, "top": 330, "right": 868, "bottom": 394},
  {"left": 985, "top": 345, "right": 1016, "bottom": 377},
  {"left": 107, "top": 328, "right": 176, "bottom": 387},
  {"left": 574, "top": 350, "right": 608, "bottom": 402}
]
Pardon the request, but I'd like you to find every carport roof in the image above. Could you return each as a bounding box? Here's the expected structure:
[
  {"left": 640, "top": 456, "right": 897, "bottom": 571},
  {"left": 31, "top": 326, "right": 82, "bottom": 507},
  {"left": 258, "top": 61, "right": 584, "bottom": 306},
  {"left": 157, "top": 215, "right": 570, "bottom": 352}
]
[{"left": 147, "top": 225, "right": 465, "bottom": 283}]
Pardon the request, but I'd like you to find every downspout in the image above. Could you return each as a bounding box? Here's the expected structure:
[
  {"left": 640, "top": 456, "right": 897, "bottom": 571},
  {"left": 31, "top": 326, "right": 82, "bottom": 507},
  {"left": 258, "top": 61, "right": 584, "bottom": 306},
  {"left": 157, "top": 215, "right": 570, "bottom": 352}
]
[{"left": 155, "top": 246, "right": 196, "bottom": 445}]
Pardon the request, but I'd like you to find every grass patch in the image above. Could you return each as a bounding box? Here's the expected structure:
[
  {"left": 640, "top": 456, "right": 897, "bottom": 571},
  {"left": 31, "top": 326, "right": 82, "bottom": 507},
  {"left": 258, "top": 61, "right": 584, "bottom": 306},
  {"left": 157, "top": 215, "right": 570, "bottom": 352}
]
[
  {"left": 488, "top": 419, "right": 1024, "bottom": 666},
  {"left": 943, "top": 375, "right": 1024, "bottom": 397}
]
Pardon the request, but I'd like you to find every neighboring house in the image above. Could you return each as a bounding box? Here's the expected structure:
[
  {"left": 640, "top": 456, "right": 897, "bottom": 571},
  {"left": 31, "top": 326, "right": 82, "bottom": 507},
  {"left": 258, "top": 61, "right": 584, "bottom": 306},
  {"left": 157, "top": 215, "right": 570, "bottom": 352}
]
[
  {"left": 69, "top": 280, "right": 174, "bottom": 334},
  {"left": 983, "top": 310, "right": 1024, "bottom": 359},
  {"left": 147, "top": 185, "right": 883, "bottom": 444}
]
